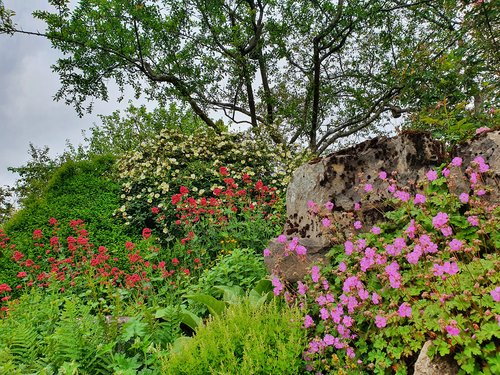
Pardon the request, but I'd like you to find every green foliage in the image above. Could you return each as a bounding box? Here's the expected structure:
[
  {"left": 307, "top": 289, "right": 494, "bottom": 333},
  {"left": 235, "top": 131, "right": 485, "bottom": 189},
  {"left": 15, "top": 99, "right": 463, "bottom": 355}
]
[
  {"left": 0, "top": 155, "right": 130, "bottom": 288},
  {"left": 187, "top": 248, "right": 267, "bottom": 302},
  {"left": 84, "top": 103, "right": 211, "bottom": 157},
  {"left": 9, "top": 1, "right": 494, "bottom": 151},
  {"left": 0, "top": 186, "right": 14, "bottom": 226},
  {"left": 406, "top": 100, "right": 499, "bottom": 147},
  {"left": 160, "top": 299, "right": 307, "bottom": 375}
]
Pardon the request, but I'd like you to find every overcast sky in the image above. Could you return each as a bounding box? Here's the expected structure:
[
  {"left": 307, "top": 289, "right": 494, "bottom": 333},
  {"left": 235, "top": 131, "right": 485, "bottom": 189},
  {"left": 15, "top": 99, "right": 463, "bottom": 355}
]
[{"left": 0, "top": 1, "right": 140, "bottom": 188}]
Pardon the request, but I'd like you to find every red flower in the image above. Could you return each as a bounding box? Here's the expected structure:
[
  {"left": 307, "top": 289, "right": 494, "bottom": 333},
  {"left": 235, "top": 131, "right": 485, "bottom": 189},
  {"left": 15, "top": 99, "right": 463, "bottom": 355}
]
[
  {"left": 183, "top": 268, "right": 190, "bottom": 276},
  {"left": 213, "top": 188, "right": 222, "bottom": 196},
  {"left": 219, "top": 166, "right": 229, "bottom": 176},
  {"left": 0, "top": 283, "right": 12, "bottom": 293},
  {"left": 180, "top": 186, "right": 189, "bottom": 195},
  {"left": 151, "top": 207, "right": 160, "bottom": 214},
  {"left": 17, "top": 271, "right": 28, "bottom": 278},
  {"left": 142, "top": 228, "right": 152, "bottom": 240},
  {"left": 171, "top": 193, "right": 182, "bottom": 205},
  {"left": 194, "top": 258, "right": 200, "bottom": 264},
  {"left": 49, "top": 217, "right": 58, "bottom": 226},
  {"left": 125, "top": 241, "right": 135, "bottom": 250},
  {"left": 171, "top": 258, "right": 180, "bottom": 266},
  {"left": 12, "top": 251, "right": 24, "bottom": 262},
  {"left": 33, "top": 229, "right": 43, "bottom": 240}
]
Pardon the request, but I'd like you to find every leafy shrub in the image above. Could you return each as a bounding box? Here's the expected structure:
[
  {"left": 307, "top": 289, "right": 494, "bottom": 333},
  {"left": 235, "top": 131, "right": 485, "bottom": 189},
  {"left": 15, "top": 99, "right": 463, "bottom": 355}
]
[
  {"left": 275, "top": 155, "right": 499, "bottom": 374},
  {"left": 115, "top": 127, "right": 303, "bottom": 241},
  {"left": 0, "top": 287, "right": 179, "bottom": 374},
  {"left": 160, "top": 299, "right": 307, "bottom": 374},
  {"left": 405, "top": 100, "right": 499, "bottom": 148},
  {"left": 185, "top": 248, "right": 268, "bottom": 315},
  {"left": 0, "top": 155, "right": 130, "bottom": 288}
]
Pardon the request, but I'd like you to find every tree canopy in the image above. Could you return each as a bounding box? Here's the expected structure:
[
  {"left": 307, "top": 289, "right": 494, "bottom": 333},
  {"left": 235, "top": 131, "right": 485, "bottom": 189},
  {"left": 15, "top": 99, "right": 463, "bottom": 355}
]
[{"left": 1, "top": 0, "right": 498, "bottom": 153}]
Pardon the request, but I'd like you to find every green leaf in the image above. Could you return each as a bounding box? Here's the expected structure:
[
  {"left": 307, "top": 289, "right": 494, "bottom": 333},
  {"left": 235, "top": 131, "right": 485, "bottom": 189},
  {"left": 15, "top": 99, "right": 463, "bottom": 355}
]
[
  {"left": 179, "top": 308, "right": 202, "bottom": 331},
  {"left": 120, "top": 318, "right": 148, "bottom": 342},
  {"left": 185, "top": 294, "right": 226, "bottom": 317}
]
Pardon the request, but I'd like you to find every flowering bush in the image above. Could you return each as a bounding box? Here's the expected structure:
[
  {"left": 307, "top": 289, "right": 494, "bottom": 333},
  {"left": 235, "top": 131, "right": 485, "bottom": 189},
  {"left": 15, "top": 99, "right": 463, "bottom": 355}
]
[
  {"left": 115, "top": 128, "right": 305, "bottom": 240},
  {"left": 275, "top": 156, "right": 499, "bottom": 374},
  {"left": 0, "top": 218, "right": 202, "bottom": 316},
  {"left": 167, "top": 167, "right": 284, "bottom": 263}
]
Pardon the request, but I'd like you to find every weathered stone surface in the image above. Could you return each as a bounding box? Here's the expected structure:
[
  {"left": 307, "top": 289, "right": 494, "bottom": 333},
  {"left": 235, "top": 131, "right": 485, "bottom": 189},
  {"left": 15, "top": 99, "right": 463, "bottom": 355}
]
[
  {"left": 414, "top": 341, "right": 459, "bottom": 375},
  {"left": 449, "top": 130, "right": 500, "bottom": 204},
  {"left": 265, "top": 129, "right": 499, "bottom": 281},
  {"left": 285, "top": 131, "right": 445, "bottom": 241},
  {"left": 263, "top": 237, "right": 330, "bottom": 283}
]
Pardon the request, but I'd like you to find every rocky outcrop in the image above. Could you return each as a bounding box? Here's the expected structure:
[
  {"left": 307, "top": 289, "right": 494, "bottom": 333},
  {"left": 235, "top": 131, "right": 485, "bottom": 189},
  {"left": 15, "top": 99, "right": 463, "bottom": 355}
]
[
  {"left": 264, "top": 129, "right": 499, "bottom": 282},
  {"left": 414, "top": 341, "right": 459, "bottom": 375}
]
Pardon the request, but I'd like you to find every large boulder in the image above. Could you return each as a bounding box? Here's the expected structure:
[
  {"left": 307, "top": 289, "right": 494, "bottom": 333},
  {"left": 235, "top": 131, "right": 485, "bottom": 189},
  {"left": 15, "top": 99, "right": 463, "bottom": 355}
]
[{"left": 264, "top": 129, "right": 499, "bottom": 282}]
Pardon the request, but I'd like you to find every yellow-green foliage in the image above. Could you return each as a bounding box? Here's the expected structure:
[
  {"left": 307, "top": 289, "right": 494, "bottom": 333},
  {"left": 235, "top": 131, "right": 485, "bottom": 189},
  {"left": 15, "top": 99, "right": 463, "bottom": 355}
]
[{"left": 160, "top": 299, "right": 307, "bottom": 374}]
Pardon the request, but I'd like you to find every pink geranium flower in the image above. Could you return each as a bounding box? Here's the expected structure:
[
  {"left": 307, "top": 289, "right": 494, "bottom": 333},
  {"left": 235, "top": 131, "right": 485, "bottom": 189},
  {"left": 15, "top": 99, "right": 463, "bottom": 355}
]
[{"left": 375, "top": 315, "right": 387, "bottom": 328}]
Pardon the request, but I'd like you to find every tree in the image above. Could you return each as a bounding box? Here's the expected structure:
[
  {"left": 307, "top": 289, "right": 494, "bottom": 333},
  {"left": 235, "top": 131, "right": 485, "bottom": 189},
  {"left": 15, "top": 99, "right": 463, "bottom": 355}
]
[{"left": 1, "top": 0, "right": 497, "bottom": 153}]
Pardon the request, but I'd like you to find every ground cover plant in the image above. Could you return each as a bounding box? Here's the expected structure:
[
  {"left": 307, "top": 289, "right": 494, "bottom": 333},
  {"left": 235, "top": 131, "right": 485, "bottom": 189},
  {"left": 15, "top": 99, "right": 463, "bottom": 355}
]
[{"left": 270, "top": 150, "right": 499, "bottom": 374}]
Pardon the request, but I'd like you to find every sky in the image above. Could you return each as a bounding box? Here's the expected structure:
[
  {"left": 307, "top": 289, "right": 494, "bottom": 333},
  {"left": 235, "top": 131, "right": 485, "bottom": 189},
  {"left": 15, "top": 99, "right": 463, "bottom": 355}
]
[{"left": 0, "top": 1, "right": 139, "bottom": 188}]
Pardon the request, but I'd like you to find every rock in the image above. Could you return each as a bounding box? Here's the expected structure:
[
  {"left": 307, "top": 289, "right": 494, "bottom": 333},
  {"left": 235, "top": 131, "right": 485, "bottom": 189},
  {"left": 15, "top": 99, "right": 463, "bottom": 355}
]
[
  {"left": 449, "top": 130, "right": 500, "bottom": 204},
  {"left": 265, "top": 129, "right": 500, "bottom": 281},
  {"left": 266, "top": 131, "right": 446, "bottom": 280},
  {"left": 414, "top": 340, "right": 459, "bottom": 375}
]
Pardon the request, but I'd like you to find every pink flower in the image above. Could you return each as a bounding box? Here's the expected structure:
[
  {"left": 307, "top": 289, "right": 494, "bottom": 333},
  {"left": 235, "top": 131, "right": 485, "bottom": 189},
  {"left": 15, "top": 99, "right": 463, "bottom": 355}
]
[
  {"left": 442, "top": 168, "right": 450, "bottom": 177},
  {"left": 272, "top": 277, "right": 284, "bottom": 296},
  {"left": 449, "top": 239, "right": 463, "bottom": 252},
  {"left": 388, "top": 184, "right": 396, "bottom": 193},
  {"left": 490, "top": 287, "right": 500, "bottom": 302},
  {"left": 432, "top": 212, "right": 449, "bottom": 229},
  {"left": 394, "top": 190, "right": 411, "bottom": 202},
  {"left": 354, "top": 202, "right": 361, "bottom": 211},
  {"left": 372, "top": 293, "right": 381, "bottom": 304},
  {"left": 297, "top": 281, "right": 308, "bottom": 295},
  {"left": 344, "top": 241, "right": 354, "bottom": 255},
  {"left": 446, "top": 320, "right": 460, "bottom": 336},
  {"left": 324, "top": 201, "right": 334, "bottom": 210},
  {"left": 311, "top": 266, "right": 321, "bottom": 283},
  {"left": 371, "top": 226, "right": 381, "bottom": 235},
  {"left": 451, "top": 157, "right": 462, "bottom": 167},
  {"left": 263, "top": 248, "right": 271, "bottom": 257},
  {"left": 338, "top": 262, "right": 347, "bottom": 272},
  {"left": 323, "top": 334, "right": 335, "bottom": 346},
  {"left": 413, "top": 194, "right": 426, "bottom": 205},
  {"left": 379, "top": 171, "right": 387, "bottom": 180},
  {"left": 459, "top": 193, "right": 469, "bottom": 203},
  {"left": 398, "top": 303, "right": 412, "bottom": 318},
  {"left": 375, "top": 315, "right": 387, "bottom": 328},
  {"left": 320, "top": 308, "right": 330, "bottom": 320},
  {"left": 406, "top": 219, "right": 416, "bottom": 239},
  {"left": 296, "top": 245, "right": 307, "bottom": 255},
  {"left": 475, "top": 126, "right": 490, "bottom": 134},
  {"left": 304, "top": 315, "right": 314, "bottom": 328},
  {"left": 476, "top": 189, "right": 486, "bottom": 196},
  {"left": 441, "top": 226, "right": 453, "bottom": 237},
  {"left": 277, "top": 234, "right": 287, "bottom": 244},
  {"left": 354, "top": 221, "right": 362, "bottom": 230},
  {"left": 346, "top": 347, "right": 356, "bottom": 358},
  {"left": 364, "top": 184, "right": 373, "bottom": 193},
  {"left": 426, "top": 170, "right": 438, "bottom": 181},
  {"left": 467, "top": 216, "right": 479, "bottom": 226},
  {"left": 307, "top": 200, "right": 317, "bottom": 213},
  {"left": 322, "top": 218, "right": 331, "bottom": 228}
]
